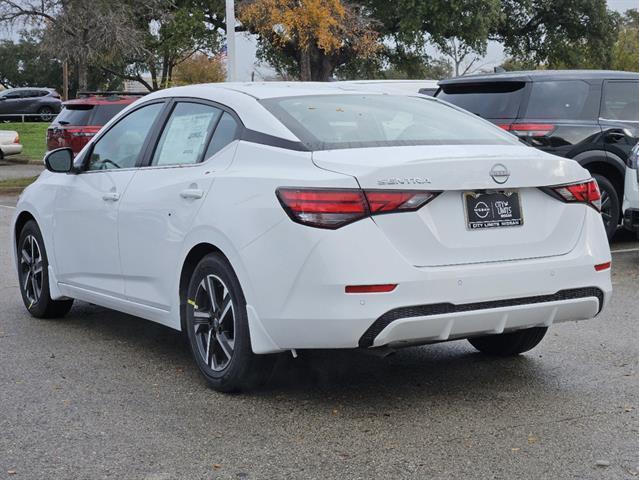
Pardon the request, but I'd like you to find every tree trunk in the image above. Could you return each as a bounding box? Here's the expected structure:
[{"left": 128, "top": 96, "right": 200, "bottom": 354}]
[
  {"left": 299, "top": 48, "right": 312, "bottom": 81},
  {"left": 77, "top": 57, "right": 88, "bottom": 92}
]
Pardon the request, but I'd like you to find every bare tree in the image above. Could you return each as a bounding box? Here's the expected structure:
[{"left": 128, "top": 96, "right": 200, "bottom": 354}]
[{"left": 436, "top": 37, "right": 482, "bottom": 77}]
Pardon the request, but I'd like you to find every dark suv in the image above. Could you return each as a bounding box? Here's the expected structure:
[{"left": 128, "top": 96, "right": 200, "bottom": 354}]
[
  {"left": 437, "top": 70, "right": 639, "bottom": 239},
  {"left": 0, "top": 87, "right": 62, "bottom": 121}
]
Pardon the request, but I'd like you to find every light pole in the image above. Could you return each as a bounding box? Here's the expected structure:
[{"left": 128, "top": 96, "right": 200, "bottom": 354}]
[{"left": 225, "top": 0, "right": 237, "bottom": 82}]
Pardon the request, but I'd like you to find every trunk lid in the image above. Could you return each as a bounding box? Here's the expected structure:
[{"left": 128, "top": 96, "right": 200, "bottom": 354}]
[{"left": 313, "top": 145, "right": 591, "bottom": 267}]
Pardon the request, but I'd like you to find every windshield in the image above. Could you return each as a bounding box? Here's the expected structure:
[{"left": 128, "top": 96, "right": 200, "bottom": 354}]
[{"left": 261, "top": 94, "right": 518, "bottom": 150}]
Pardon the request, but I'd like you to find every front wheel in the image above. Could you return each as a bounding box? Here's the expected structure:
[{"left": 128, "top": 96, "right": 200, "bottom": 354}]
[
  {"left": 185, "top": 253, "right": 274, "bottom": 392},
  {"left": 17, "top": 220, "right": 74, "bottom": 318},
  {"left": 468, "top": 327, "right": 548, "bottom": 356},
  {"left": 593, "top": 174, "right": 619, "bottom": 240}
]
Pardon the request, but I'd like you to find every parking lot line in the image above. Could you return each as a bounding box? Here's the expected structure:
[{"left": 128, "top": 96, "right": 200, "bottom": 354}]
[
  {"left": 611, "top": 247, "right": 639, "bottom": 254},
  {"left": 0, "top": 205, "right": 16, "bottom": 209}
]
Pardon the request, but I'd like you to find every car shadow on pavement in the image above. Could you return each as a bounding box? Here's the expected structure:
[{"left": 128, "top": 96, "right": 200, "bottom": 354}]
[{"left": 52, "top": 301, "right": 552, "bottom": 406}]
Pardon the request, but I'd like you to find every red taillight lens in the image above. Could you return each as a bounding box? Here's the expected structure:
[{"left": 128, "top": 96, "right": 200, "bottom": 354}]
[
  {"left": 276, "top": 188, "right": 369, "bottom": 229},
  {"left": 594, "top": 261, "right": 611, "bottom": 272},
  {"left": 345, "top": 284, "right": 397, "bottom": 293},
  {"left": 276, "top": 188, "right": 439, "bottom": 229},
  {"left": 505, "top": 123, "right": 556, "bottom": 137},
  {"left": 547, "top": 179, "right": 601, "bottom": 211},
  {"left": 13, "top": 134, "right": 19, "bottom": 144},
  {"left": 365, "top": 190, "right": 438, "bottom": 213}
]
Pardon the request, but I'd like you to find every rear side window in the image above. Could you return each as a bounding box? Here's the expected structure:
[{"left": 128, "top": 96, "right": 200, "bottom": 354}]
[
  {"left": 152, "top": 102, "right": 222, "bottom": 166},
  {"left": 55, "top": 106, "right": 93, "bottom": 125},
  {"left": 204, "top": 112, "right": 239, "bottom": 159},
  {"left": 602, "top": 81, "right": 639, "bottom": 121},
  {"left": 525, "top": 80, "right": 594, "bottom": 120},
  {"left": 436, "top": 82, "right": 525, "bottom": 119}
]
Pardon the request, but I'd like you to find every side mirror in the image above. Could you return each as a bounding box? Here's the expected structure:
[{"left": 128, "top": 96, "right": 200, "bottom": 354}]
[{"left": 44, "top": 148, "right": 74, "bottom": 173}]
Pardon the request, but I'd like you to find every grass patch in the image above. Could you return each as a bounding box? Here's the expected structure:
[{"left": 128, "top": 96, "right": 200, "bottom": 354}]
[
  {"left": 1, "top": 122, "right": 48, "bottom": 162},
  {"left": 0, "top": 176, "right": 39, "bottom": 189}
]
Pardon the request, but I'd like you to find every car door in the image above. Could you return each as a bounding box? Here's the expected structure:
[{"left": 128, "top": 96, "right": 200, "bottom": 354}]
[
  {"left": 118, "top": 100, "right": 240, "bottom": 313},
  {"left": 52, "top": 101, "right": 166, "bottom": 298},
  {"left": 0, "top": 90, "right": 24, "bottom": 115},
  {"left": 599, "top": 80, "right": 639, "bottom": 162}
]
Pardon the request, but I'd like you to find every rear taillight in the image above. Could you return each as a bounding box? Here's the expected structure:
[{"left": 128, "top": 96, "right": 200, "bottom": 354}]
[
  {"left": 544, "top": 179, "right": 601, "bottom": 211},
  {"left": 12, "top": 134, "right": 19, "bottom": 144},
  {"left": 67, "top": 127, "right": 99, "bottom": 138},
  {"left": 276, "top": 188, "right": 439, "bottom": 229},
  {"left": 502, "top": 123, "right": 555, "bottom": 137}
]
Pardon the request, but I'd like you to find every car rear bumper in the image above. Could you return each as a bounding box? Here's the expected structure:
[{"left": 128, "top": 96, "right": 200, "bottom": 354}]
[
  {"left": 244, "top": 207, "right": 611, "bottom": 353},
  {"left": 0, "top": 144, "right": 23, "bottom": 157}
]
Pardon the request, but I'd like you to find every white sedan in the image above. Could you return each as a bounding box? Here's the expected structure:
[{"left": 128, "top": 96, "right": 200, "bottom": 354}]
[
  {"left": 0, "top": 130, "right": 22, "bottom": 159},
  {"left": 11, "top": 83, "right": 612, "bottom": 391}
]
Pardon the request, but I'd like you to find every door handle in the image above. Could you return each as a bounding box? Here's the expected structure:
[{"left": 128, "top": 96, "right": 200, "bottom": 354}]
[
  {"left": 102, "top": 192, "right": 120, "bottom": 202},
  {"left": 180, "top": 188, "right": 204, "bottom": 200}
]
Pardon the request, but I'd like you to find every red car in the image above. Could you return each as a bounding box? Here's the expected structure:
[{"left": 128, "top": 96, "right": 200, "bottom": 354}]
[{"left": 47, "top": 93, "right": 144, "bottom": 155}]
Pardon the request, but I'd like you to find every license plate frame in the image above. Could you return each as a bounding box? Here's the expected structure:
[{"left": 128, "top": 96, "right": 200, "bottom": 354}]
[{"left": 463, "top": 190, "right": 523, "bottom": 230}]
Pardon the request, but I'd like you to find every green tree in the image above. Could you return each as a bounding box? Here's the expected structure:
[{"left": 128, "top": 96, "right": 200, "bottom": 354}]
[{"left": 612, "top": 9, "right": 639, "bottom": 72}]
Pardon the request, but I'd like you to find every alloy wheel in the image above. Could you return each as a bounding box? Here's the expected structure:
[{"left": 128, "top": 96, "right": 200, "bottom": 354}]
[
  {"left": 20, "top": 234, "right": 43, "bottom": 307},
  {"left": 191, "top": 274, "right": 236, "bottom": 372},
  {"left": 600, "top": 188, "right": 612, "bottom": 225}
]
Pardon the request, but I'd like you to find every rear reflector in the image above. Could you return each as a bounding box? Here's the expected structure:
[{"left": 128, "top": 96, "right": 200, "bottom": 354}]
[
  {"left": 276, "top": 188, "right": 439, "bottom": 229},
  {"left": 345, "top": 284, "right": 397, "bottom": 294},
  {"left": 594, "top": 262, "right": 611, "bottom": 272},
  {"left": 501, "top": 123, "right": 556, "bottom": 137},
  {"left": 544, "top": 179, "right": 602, "bottom": 211}
]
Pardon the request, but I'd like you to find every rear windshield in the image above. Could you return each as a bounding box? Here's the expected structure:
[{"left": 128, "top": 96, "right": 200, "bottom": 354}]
[
  {"left": 53, "top": 103, "right": 127, "bottom": 126},
  {"left": 524, "top": 80, "right": 595, "bottom": 120},
  {"left": 261, "top": 94, "right": 518, "bottom": 150},
  {"left": 54, "top": 106, "right": 93, "bottom": 125},
  {"left": 437, "top": 82, "right": 525, "bottom": 120}
]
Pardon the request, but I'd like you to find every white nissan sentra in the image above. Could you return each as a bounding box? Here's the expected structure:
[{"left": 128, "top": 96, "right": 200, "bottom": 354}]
[{"left": 12, "top": 83, "right": 612, "bottom": 391}]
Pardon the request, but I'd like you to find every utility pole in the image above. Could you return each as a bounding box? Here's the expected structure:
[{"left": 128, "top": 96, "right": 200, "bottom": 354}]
[
  {"left": 62, "top": 60, "right": 69, "bottom": 101},
  {"left": 225, "top": 0, "right": 237, "bottom": 82}
]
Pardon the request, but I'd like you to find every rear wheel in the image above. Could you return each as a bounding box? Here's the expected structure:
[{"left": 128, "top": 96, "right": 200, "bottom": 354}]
[
  {"left": 17, "top": 220, "right": 74, "bottom": 318},
  {"left": 185, "top": 253, "right": 274, "bottom": 392},
  {"left": 38, "top": 106, "right": 54, "bottom": 122},
  {"left": 593, "top": 174, "right": 619, "bottom": 240},
  {"left": 468, "top": 327, "right": 548, "bottom": 356}
]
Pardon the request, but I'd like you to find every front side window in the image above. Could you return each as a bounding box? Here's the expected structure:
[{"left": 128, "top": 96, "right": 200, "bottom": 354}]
[
  {"left": 152, "top": 102, "right": 222, "bottom": 166},
  {"left": 262, "top": 94, "right": 518, "bottom": 150},
  {"left": 602, "top": 81, "right": 639, "bottom": 122},
  {"left": 87, "top": 102, "right": 163, "bottom": 170}
]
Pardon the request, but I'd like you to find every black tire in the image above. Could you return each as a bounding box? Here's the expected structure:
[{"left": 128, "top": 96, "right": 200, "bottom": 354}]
[
  {"left": 468, "top": 327, "right": 548, "bottom": 356},
  {"left": 593, "top": 174, "right": 619, "bottom": 240},
  {"left": 17, "top": 220, "right": 74, "bottom": 318},
  {"left": 184, "top": 253, "right": 274, "bottom": 392},
  {"left": 38, "top": 106, "right": 54, "bottom": 122}
]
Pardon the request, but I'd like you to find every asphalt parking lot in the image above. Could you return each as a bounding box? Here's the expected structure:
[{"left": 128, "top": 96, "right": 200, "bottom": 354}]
[{"left": 0, "top": 194, "right": 638, "bottom": 480}]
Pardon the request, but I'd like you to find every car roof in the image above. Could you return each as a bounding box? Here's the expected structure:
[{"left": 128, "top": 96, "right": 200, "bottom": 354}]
[
  {"left": 1, "top": 87, "right": 55, "bottom": 92},
  {"left": 64, "top": 95, "right": 140, "bottom": 106},
  {"left": 439, "top": 70, "right": 639, "bottom": 85},
  {"left": 136, "top": 82, "right": 427, "bottom": 141}
]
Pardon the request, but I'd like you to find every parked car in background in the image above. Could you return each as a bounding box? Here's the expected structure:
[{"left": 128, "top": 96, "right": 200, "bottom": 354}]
[
  {"left": 13, "top": 83, "right": 611, "bottom": 391},
  {"left": 436, "top": 70, "right": 639, "bottom": 239},
  {"left": 0, "top": 87, "right": 61, "bottom": 122},
  {"left": 338, "top": 79, "right": 439, "bottom": 96},
  {"left": 0, "top": 130, "right": 22, "bottom": 159},
  {"left": 47, "top": 93, "right": 144, "bottom": 155}
]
